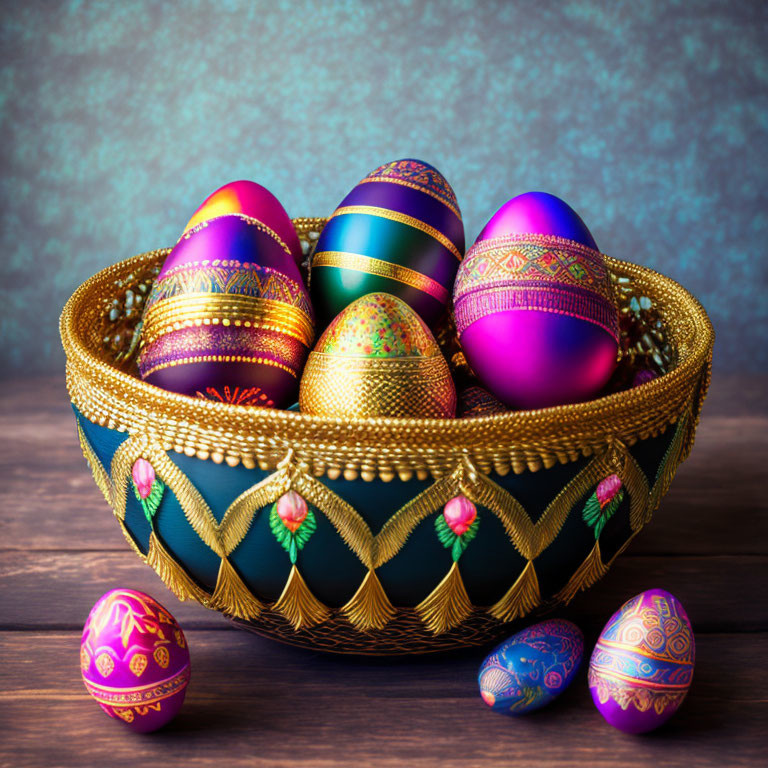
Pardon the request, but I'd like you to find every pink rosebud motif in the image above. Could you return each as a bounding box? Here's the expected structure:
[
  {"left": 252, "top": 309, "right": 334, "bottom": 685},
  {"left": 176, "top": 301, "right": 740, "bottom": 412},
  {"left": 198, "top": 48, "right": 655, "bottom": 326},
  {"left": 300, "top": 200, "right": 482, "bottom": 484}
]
[
  {"left": 443, "top": 496, "right": 478, "bottom": 536},
  {"left": 132, "top": 459, "right": 156, "bottom": 500},
  {"left": 276, "top": 491, "right": 308, "bottom": 533},
  {"left": 596, "top": 475, "right": 623, "bottom": 508}
]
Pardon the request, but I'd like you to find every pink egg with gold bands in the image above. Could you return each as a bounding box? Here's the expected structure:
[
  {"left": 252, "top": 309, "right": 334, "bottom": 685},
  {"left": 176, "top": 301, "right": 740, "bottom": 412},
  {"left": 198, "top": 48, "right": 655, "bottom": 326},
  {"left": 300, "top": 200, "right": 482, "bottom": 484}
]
[
  {"left": 80, "top": 589, "right": 190, "bottom": 733},
  {"left": 182, "top": 180, "right": 303, "bottom": 265}
]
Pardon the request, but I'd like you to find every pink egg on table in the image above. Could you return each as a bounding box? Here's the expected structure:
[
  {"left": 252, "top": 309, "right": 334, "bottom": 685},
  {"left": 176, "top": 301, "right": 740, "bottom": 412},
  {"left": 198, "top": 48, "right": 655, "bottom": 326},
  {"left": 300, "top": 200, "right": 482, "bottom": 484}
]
[
  {"left": 81, "top": 589, "right": 191, "bottom": 733},
  {"left": 453, "top": 192, "right": 619, "bottom": 409},
  {"left": 589, "top": 588, "right": 695, "bottom": 734},
  {"left": 182, "top": 180, "right": 303, "bottom": 265}
]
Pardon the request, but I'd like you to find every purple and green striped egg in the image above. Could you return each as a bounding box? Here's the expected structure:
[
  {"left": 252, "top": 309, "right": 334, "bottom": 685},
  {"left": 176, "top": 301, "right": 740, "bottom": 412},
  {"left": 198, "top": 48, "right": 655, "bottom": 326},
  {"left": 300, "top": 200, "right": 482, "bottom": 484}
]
[{"left": 310, "top": 159, "right": 465, "bottom": 330}]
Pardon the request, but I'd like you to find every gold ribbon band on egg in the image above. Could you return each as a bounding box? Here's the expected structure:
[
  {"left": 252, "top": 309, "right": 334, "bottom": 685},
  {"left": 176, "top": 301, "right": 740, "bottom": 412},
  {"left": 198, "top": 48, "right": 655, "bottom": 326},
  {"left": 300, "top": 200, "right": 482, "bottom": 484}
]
[
  {"left": 178, "top": 214, "right": 294, "bottom": 260},
  {"left": 330, "top": 206, "right": 462, "bottom": 261},
  {"left": 82, "top": 665, "right": 191, "bottom": 707},
  {"left": 304, "top": 352, "right": 450, "bottom": 376},
  {"left": 357, "top": 176, "right": 463, "bottom": 220},
  {"left": 312, "top": 251, "right": 450, "bottom": 304},
  {"left": 299, "top": 352, "right": 456, "bottom": 419},
  {"left": 139, "top": 353, "right": 301, "bottom": 380},
  {"left": 141, "top": 293, "right": 315, "bottom": 348}
]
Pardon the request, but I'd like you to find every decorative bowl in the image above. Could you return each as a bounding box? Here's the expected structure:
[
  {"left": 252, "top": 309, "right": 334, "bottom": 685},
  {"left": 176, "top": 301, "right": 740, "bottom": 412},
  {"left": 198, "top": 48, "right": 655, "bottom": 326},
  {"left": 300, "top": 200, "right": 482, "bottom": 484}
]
[{"left": 61, "top": 218, "right": 713, "bottom": 655}]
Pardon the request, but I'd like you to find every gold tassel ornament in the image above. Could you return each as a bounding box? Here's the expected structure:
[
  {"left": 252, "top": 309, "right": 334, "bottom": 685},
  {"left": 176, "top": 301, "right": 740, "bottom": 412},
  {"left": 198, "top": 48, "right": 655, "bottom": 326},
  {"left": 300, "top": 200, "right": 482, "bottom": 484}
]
[
  {"left": 553, "top": 541, "right": 609, "bottom": 605},
  {"left": 273, "top": 565, "right": 331, "bottom": 630},
  {"left": 415, "top": 562, "right": 473, "bottom": 635},
  {"left": 209, "top": 557, "right": 264, "bottom": 620},
  {"left": 341, "top": 569, "right": 396, "bottom": 631},
  {"left": 489, "top": 560, "right": 541, "bottom": 622},
  {"left": 146, "top": 532, "right": 210, "bottom": 605}
]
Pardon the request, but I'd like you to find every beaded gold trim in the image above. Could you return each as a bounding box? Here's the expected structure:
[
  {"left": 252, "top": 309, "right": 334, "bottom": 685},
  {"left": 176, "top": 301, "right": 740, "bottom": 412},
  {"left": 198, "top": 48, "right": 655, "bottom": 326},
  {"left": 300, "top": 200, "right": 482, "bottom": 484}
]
[
  {"left": 357, "top": 175, "right": 463, "bottom": 220},
  {"left": 330, "top": 206, "right": 463, "bottom": 261},
  {"left": 140, "top": 354, "right": 299, "bottom": 380},
  {"left": 140, "top": 293, "right": 314, "bottom": 348},
  {"left": 61, "top": 220, "right": 713, "bottom": 478},
  {"left": 312, "top": 251, "right": 450, "bottom": 303}
]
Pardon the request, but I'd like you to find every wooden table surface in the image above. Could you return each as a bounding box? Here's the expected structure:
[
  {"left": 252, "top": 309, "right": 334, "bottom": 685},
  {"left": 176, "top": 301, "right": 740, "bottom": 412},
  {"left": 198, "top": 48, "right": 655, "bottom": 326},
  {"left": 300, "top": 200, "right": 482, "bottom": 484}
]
[{"left": 1, "top": 374, "right": 765, "bottom": 768}]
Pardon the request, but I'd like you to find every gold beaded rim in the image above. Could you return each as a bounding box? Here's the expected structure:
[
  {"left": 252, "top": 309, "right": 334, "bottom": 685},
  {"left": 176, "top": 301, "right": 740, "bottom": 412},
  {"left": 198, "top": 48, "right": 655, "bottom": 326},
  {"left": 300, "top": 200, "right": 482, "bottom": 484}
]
[{"left": 61, "top": 218, "right": 714, "bottom": 479}]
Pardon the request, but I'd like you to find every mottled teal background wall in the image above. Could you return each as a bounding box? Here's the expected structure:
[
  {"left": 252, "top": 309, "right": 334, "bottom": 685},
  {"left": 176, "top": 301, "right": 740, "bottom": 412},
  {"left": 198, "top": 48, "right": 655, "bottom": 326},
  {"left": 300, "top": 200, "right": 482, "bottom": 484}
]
[{"left": 1, "top": 0, "right": 766, "bottom": 375}]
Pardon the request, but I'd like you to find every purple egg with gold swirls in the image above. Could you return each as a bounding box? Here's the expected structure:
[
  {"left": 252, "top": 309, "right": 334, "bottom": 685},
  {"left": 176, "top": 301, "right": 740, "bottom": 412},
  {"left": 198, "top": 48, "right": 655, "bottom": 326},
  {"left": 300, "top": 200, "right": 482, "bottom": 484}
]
[
  {"left": 589, "top": 588, "right": 695, "bottom": 733},
  {"left": 138, "top": 213, "right": 314, "bottom": 408},
  {"left": 453, "top": 192, "right": 618, "bottom": 409},
  {"left": 311, "top": 158, "right": 464, "bottom": 330},
  {"left": 81, "top": 589, "right": 190, "bottom": 733},
  {"left": 478, "top": 619, "right": 584, "bottom": 716}
]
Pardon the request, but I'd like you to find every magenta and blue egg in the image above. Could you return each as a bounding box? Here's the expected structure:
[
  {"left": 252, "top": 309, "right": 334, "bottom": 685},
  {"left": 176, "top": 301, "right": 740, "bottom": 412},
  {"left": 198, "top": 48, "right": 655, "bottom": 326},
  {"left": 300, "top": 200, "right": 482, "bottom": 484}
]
[
  {"left": 138, "top": 214, "right": 314, "bottom": 408},
  {"left": 478, "top": 618, "right": 584, "bottom": 716},
  {"left": 80, "top": 589, "right": 191, "bottom": 733},
  {"left": 453, "top": 192, "right": 619, "bottom": 410},
  {"left": 589, "top": 588, "right": 695, "bottom": 734}
]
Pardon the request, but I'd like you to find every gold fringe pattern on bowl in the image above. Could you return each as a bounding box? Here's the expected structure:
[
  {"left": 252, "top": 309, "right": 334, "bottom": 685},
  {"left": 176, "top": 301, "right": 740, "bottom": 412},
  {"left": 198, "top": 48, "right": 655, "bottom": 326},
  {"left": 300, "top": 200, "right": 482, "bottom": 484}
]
[{"left": 74, "top": 414, "right": 689, "bottom": 635}]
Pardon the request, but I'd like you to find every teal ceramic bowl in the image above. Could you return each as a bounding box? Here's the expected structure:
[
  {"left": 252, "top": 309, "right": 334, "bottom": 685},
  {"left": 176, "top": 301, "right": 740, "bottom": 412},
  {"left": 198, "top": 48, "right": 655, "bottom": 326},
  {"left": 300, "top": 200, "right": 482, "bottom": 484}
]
[{"left": 61, "top": 219, "right": 713, "bottom": 654}]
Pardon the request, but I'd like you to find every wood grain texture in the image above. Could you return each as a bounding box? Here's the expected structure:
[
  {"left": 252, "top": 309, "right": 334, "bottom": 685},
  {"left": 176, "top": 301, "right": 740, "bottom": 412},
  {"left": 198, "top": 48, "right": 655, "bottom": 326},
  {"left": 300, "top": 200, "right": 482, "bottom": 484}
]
[
  {"left": 0, "top": 631, "right": 765, "bottom": 768},
  {"left": 0, "top": 373, "right": 765, "bottom": 767}
]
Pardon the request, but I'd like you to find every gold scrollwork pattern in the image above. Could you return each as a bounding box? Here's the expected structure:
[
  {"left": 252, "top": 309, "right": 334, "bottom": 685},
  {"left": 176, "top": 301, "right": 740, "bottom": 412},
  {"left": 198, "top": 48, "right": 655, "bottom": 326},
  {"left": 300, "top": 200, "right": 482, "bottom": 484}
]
[{"left": 75, "top": 400, "right": 689, "bottom": 642}]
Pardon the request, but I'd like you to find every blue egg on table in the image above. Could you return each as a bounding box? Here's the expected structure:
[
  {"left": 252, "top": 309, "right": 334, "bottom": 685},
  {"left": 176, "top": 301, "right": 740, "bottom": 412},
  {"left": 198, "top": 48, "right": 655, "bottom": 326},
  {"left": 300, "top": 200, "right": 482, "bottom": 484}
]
[{"left": 478, "top": 619, "right": 584, "bottom": 716}]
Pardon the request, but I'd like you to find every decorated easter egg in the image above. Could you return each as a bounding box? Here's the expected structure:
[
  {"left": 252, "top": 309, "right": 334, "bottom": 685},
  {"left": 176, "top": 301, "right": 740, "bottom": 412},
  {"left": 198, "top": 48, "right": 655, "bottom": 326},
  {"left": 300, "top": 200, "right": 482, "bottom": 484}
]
[
  {"left": 478, "top": 619, "right": 584, "bottom": 716},
  {"left": 299, "top": 292, "right": 456, "bottom": 419},
  {"left": 458, "top": 386, "right": 507, "bottom": 417},
  {"left": 453, "top": 192, "right": 619, "bottom": 409},
  {"left": 81, "top": 589, "right": 190, "bottom": 733},
  {"left": 182, "top": 180, "right": 303, "bottom": 265},
  {"left": 589, "top": 588, "right": 694, "bottom": 733},
  {"left": 310, "top": 158, "right": 464, "bottom": 329},
  {"left": 138, "top": 214, "right": 314, "bottom": 407}
]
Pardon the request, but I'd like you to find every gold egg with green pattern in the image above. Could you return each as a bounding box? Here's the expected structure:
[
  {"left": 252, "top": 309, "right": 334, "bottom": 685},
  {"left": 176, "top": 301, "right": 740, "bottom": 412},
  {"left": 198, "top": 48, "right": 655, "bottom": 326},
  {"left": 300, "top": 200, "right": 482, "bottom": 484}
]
[{"left": 299, "top": 292, "right": 457, "bottom": 419}]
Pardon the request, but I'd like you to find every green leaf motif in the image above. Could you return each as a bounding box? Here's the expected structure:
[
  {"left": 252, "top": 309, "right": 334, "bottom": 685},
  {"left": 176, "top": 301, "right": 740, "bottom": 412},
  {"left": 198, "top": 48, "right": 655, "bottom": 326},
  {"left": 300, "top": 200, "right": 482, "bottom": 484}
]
[
  {"left": 435, "top": 515, "right": 455, "bottom": 548},
  {"left": 435, "top": 515, "right": 480, "bottom": 562},
  {"left": 269, "top": 505, "right": 317, "bottom": 564},
  {"left": 294, "top": 509, "right": 317, "bottom": 548},
  {"left": 133, "top": 479, "right": 165, "bottom": 525},
  {"left": 582, "top": 489, "right": 625, "bottom": 540},
  {"left": 582, "top": 493, "right": 602, "bottom": 527}
]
